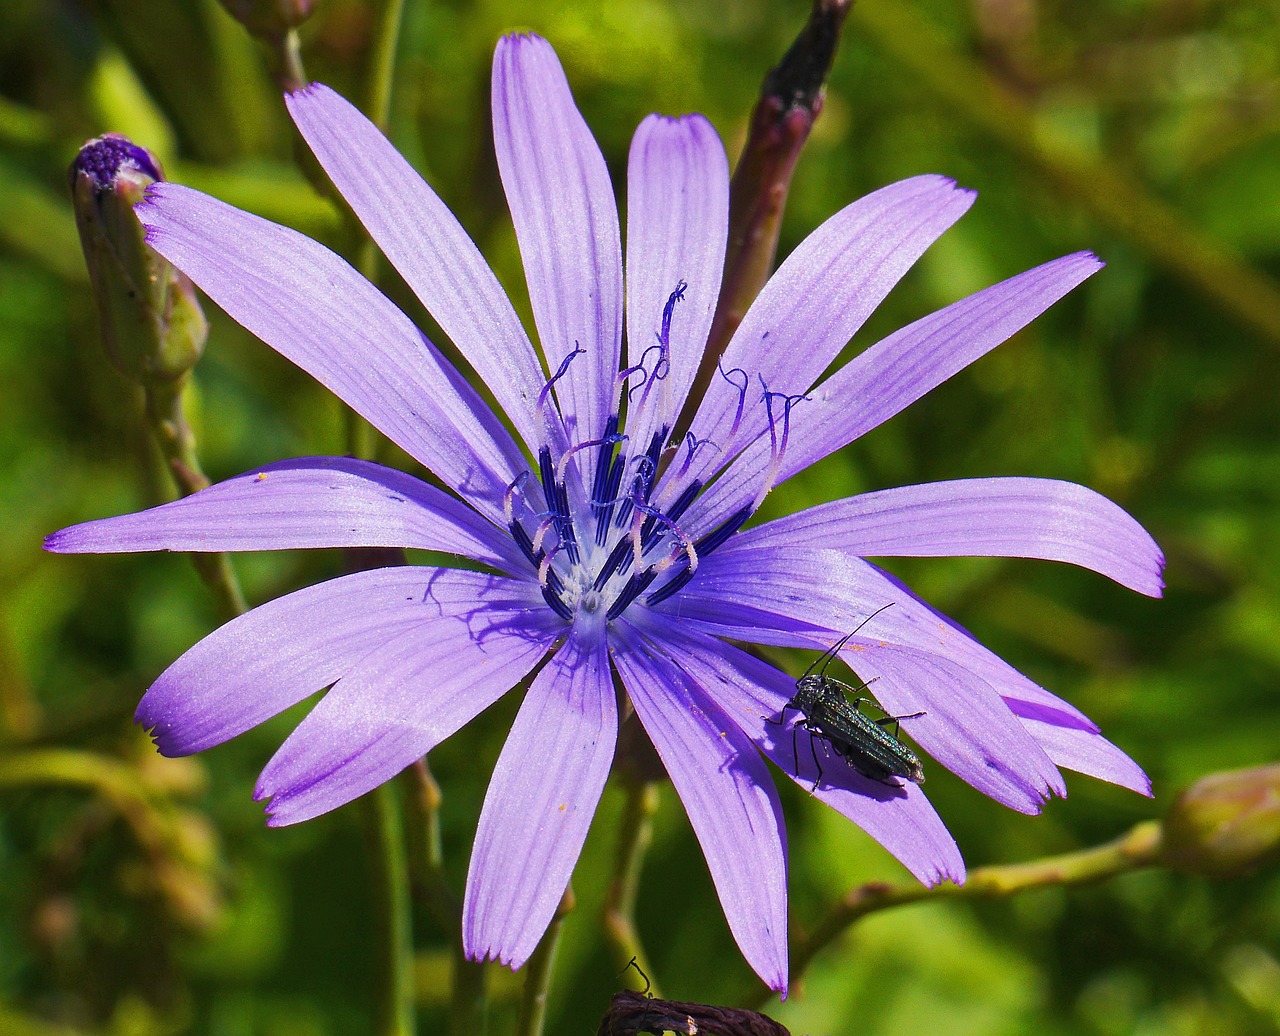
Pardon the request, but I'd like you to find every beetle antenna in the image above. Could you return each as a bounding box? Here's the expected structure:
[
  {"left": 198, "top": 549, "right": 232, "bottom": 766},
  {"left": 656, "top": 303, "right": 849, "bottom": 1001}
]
[{"left": 801, "top": 603, "right": 895, "bottom": 681}]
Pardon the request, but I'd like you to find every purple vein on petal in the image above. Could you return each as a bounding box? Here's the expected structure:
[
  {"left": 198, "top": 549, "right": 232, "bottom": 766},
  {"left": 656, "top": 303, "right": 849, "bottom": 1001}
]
[
  {"left": 736, "top": 477, "right": 1165, "bottom": 597},
  {"left": 492, "top": 34, "right": 623, "bottom": 462},
  {"left": 286, "top": 84, "right": 550, "bottom": 453},
  {"left": 45, "top": 456, "right": 524, "bottom": 572},
  {"left": 463, "top": 626, "right": 617, "bottom": 969},
  {"left": 134, "top": 182, "right": 526, "bottom": 524},
  {"left": 611, "top": 622, "right": 789, "bottom": 992}
]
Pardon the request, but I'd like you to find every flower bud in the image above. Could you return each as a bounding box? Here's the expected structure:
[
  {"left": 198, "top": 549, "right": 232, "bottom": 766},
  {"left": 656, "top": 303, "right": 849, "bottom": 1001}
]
[
  {"left": 217, "top": 0, "right": 315, "bottom": 39},
  {"left": 1163, "top": 763, "right": 1280, "bottom": 878},
  {"left": 69, "top": 135, "right": 207, "bottom": 386}
]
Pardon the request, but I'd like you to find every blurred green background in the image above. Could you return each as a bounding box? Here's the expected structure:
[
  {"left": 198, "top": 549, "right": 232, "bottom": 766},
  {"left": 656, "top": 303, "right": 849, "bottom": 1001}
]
[{"left": 3, "top": 0, "right": 1279, "bottom": 1033}]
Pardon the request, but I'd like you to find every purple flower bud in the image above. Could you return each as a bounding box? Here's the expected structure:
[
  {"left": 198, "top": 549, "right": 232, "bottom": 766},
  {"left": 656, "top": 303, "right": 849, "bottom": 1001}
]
[
  {"left": 69, "top": 135, "right": 207, "bottom": 386},
  {"left": 1163, "top": 763, "right": 1280, "bottom": 878},
  {"left": 217, "top": 0, "right": 315, "bottom": 38}
]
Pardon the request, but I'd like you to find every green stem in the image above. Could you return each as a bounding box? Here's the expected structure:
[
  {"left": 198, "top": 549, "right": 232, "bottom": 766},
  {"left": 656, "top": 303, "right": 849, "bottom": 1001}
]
[
  {"left": 515, "top": 887, "right": 575, "bottom": 1036},
  {"left": 143, "top": 378, "right": 247, "bottom": 619},
  {"left": 343, "top": 0, "right": 407, "bottom": 462},
  {"left": 401, "top": 758, "right": 488, "bottom": 1036},
  {"left": 363, "top": 782, "right": 416, "bottom": 1036},
  {"left": 854, "top": 1, "right": 1280, "bottom": 349},
  {"left": 602, "top": 781, "right": 662, "bottom": 997},
  {"left": 762, "top": 819, "right": 1163, "bottom": 1007}
]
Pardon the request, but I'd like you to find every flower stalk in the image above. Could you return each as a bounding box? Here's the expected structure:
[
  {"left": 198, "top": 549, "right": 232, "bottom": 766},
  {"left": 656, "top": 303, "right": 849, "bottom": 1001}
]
[
  {"left": 766, "top": 819, "right": 1163, "bottom": 1006},
  {"left": 69, "top": 135, "right": 247, "bottom": 620},
  {"left": 363, "top": 781, "right": 416, "bottom": 1036},
  {"left": 693, "top": 0, "right": 854, "bottom": 408},
  {"left": 515, "top": 887, "right": 575, "bottom": 1036},
  {"left": 602, "top": 779, "right": 662, "bottom": 997}
]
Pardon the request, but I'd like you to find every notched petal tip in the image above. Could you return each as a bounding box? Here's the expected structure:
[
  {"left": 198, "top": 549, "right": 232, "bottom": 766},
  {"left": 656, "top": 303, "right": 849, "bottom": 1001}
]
[{"left": 284, "top": 80, "right": 326, "bottom": 105}]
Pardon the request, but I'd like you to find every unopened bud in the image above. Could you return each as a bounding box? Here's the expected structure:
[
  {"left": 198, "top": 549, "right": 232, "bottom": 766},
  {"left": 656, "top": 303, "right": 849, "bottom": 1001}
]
[
  {"left": 1163, "top": 763, "right": 1280, "bottom": 878},
  {"left": 217, "top": 0, "right": 315, "bottom": 39},
  {"left": 69, "top": 134, "right": 207, "bottom": 386}
]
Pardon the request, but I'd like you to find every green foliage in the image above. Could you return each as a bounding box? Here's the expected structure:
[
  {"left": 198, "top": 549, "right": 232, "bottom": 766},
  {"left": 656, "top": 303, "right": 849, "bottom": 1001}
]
[{"left": 2, "top": 0, "right": 1278, "bottom": 1033}]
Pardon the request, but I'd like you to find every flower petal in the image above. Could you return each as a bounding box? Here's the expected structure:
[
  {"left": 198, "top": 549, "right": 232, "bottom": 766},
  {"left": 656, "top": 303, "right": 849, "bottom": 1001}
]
[
  {"left": 628, "top": 611, "right": 964, "bottom": 885},
  {"left": 736, "top": 477, "right": 1164, "bottom": 597},
  {"left": 286, "top": 85, "right": 549, "bottom": 451},
  {"left": 611, "top": 622, "right": 789, "bottom": 991},
  {"left": 45, "top": 456, "right": 523, "bottom": 572},
  {"left": 665, "top": 544, "right": 1097, "bottom": 731},
  {"left": 137, "top": 567, "right": 534, "bottom": 755},
  {"left": 135, "top": 183, "right": 525, "bottom": 523},
  {"left": 1017, "top": 713, "right": 1151, "bottom": 796},
  {"left": 623, "top": 113, "right": 729, "bottom": 458},
  {"left": 492, "top": 34, "right": 622, "bottom": 456},
  {"left": 664, "top": 175, "right": 974, "bottom": 501},
  {"left": 463, "top": 627, "right": 617, "bottom": 969},
  {"left": 688, "top": 252, "right": 1103, "bottom": 534},
  {"left": 660, "top": 546, "right": 1071, "bottom": 812},
  {"left": 255, "top": 579, "right": 560, "bottom": 826}
]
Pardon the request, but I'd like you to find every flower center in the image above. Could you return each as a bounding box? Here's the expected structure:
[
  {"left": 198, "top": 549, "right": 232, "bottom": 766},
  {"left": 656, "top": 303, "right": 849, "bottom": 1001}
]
[{"left": 503, "top": 283, "right": 801, "bottom": 625}]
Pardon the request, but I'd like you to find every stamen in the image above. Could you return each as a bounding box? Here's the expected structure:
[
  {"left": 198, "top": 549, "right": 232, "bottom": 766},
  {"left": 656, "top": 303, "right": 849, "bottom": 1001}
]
[
  {"left": 718, "top": 360, "right": 750, "bottom": 438},
  {"left": 503, "top": 471, "right": 531, "bottom": 526},
  {"left": 537, "top": 342, "right": 585, "bottom": 410},
  {"left": 530, "top": 514, "right": 559, "bottom": 556},
  {"left": 614, "top": 362, "right": 646, "bottom": 399},
  {"left": 560, "top": 431, "right": 626, "bottom": 484},
  {"left": 607, "top": 568, "right": 660, "bottom": 621},
  {"left": 541, "top": 584, "right": 573, "bottom": 620},
  {"left": 659, "top": 280, "right": 687, "bottom": 356},
  {"left": 677, "top": 432, "right": 718, "bottom": 477},
  {"left": 537, "top": 544, "right": 564, "bottom": 588},
  {"left": 645, "top": 504, "right": 754, "bottom": 607},
  {"left": 756, "top": 377, "right": 810, "bottom": 508}
]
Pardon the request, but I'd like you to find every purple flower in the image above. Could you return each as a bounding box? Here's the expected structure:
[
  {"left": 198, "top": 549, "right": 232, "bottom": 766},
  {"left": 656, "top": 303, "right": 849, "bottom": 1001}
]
[{"left": 46, "top": 34, "right": 1163, "bottom": 992}]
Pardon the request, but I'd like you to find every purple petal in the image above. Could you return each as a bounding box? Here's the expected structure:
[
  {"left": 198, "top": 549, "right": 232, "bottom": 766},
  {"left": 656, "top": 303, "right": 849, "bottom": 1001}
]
[
  {"left": 45, "top": 456, "right": 523, "bottom": 572},
  {"left": 611, "top": 623, "right": 789, "bottom": 991},
  {"left": 628, "top": 611, "right": 964, "bottom": 885},
  {"left": 463, "top": 628, "right": 617, "bottom": 969},
  {"left": 662, "top": 175, "right": 974, "bottom": 503},
  {"left": 286, "top": 85, "right": 549, "bottom": 452},
  {"left": 1018, "top": 714, "right": 1151, "bottom": 796},
  {"left": 666, "top": 544, "right": 1097, "bottom": 731},
  {"left": 135, "top": 183, "right": 525, "bottom": 523},
  {"left": 688, "top": 253, "right": 1103, "bottom": 534},
  {"left": 623, "top": 114, "right": 729, "bottom": 459},
  {"left": 492, "top": 34, "right": 622, "bottom": 457},
  {"left": 737, "top": 477, "right": 1164, "bottom": 597},
  {"left": 137, "top": 567, "right": 539, "bottom": 755},
  {"left": 660, "top": 547, "right": 1074, "bottom": 811},
  {"left": 255, "top": 584, "right": 560, "bottom": 826}
]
